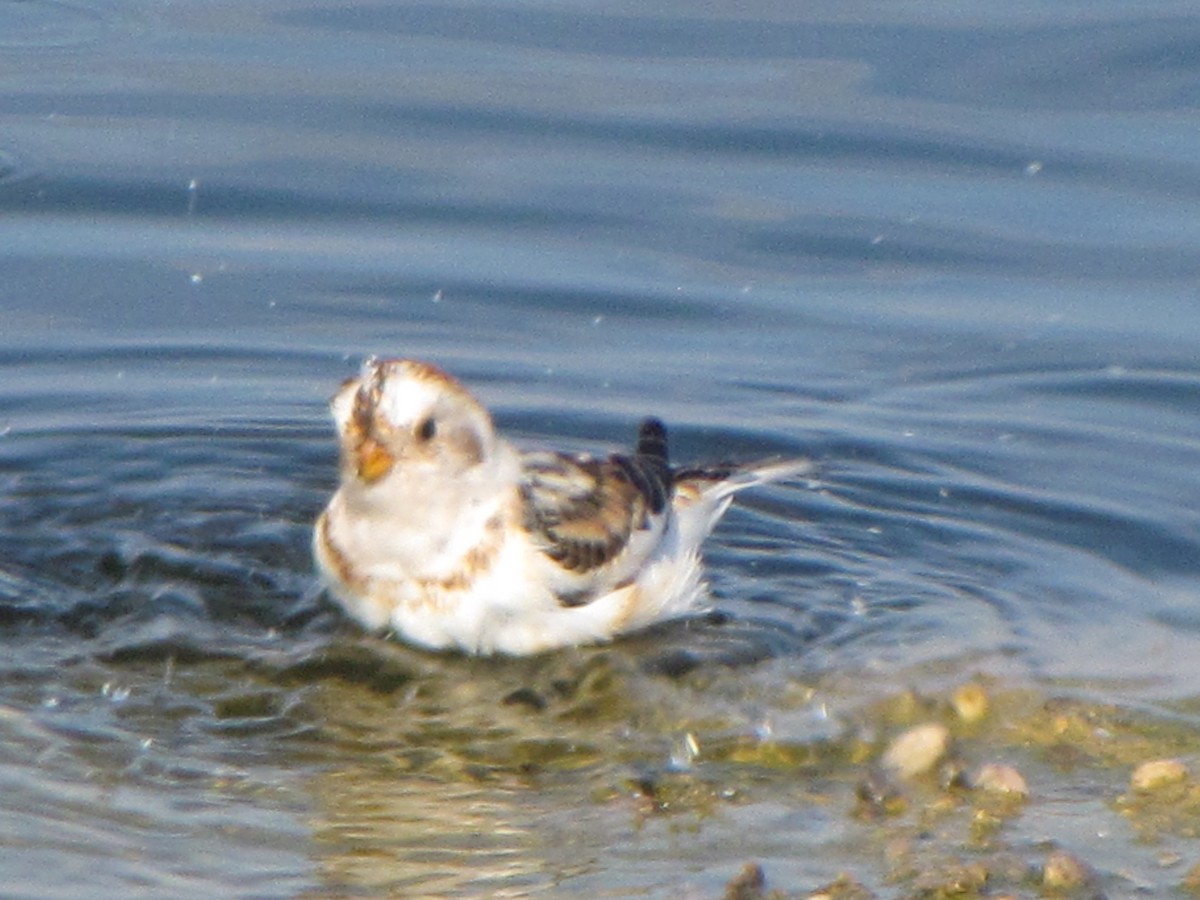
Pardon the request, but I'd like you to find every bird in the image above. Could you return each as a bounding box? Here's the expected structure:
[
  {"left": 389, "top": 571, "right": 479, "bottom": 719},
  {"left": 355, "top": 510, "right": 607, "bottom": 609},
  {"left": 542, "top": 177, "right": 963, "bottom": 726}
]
[{"left": 313, "top": 358, "right": 810, "bottom": 655}]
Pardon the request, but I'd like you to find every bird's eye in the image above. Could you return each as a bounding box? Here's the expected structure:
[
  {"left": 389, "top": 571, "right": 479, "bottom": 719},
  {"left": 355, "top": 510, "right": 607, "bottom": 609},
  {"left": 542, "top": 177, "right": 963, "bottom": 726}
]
[{"left": 415, "top": 417, "right": 437, "bottom": 442}]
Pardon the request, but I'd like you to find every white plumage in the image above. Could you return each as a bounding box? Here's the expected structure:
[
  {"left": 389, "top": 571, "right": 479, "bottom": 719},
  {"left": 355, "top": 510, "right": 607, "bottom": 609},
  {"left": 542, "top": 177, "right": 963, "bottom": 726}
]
[{"left": 313, "top": 358, "right": 808, "bottom": 655}]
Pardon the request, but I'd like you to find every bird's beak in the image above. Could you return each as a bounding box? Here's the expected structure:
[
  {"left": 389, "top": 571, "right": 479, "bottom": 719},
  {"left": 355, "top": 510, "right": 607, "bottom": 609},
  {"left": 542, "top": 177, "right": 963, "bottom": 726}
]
[
  {"left": 356, "top": 436, "right": 394, "bottom": 484},
  {"left": 347, "top": 360, "right": 395, "bottom": 484}
]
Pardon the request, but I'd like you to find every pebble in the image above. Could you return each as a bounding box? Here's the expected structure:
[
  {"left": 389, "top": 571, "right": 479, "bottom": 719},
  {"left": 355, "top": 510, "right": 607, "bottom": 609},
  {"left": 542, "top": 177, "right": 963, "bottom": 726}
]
[
  {"left": 1131, "top": 758, "right": 1188, "bottom": 792},
  {"left": 952, "top": 683, "right": 989, "bottom": 723},
  {"left": 972, "top": 762, "right": 1029, "bottom": 796},
  {"left": 1181, "top": 861, "right": 1200, "bottom": 892},
  {"left": 881, "top": 723, "right": 950, "bottom": 779},
  {"left": 1042, "top": 850, "right": 1093, "bottom": 891},
  {"left": 723, "top": 862, "right": 765, "bottom": 900},
  {"left": 806, "top": 873, "right": 874, "bottom": 899}
]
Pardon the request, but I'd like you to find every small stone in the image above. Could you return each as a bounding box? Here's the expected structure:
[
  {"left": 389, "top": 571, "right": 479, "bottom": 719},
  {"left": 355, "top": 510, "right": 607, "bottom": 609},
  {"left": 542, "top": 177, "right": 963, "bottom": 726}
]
[
  {"left": 940, "top": 758, "right": 970, "bottom": 791},
  {"left": 723, "top": 861, "right": 765, "bottom": 900},
  {"left": 881, "top": 723, "right": 950, "bottom": 779},
  {"left": 972, "top": 763, "right": 1029, "bottom": 796},
  {"left": 1042, "top": 849, "right": 1092, "bottom": 891},
  {"left": 952, "top": 683, "right": 989, "bottom": 723},
  {"left": 501, "top": 687, "right": 546, "bottom": 711},
  {"left": 1182, "top": 861, "right": 1200, "bottom": 893},
  {"left": 912, "top": 860, "right": 987, "bottom": 895},
  {"left": 854, "top": 771, "right": 907, "bottom": 819},
  {"left": 1131, "top": 758, "right": 1189, "bottom": 793},
  {"left": 806, "top": 872, "right": 876, "bottom": 899}
]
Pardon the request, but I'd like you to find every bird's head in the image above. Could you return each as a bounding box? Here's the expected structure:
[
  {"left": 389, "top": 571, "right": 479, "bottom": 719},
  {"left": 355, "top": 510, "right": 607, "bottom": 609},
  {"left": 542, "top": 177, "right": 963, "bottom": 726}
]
[{"left": 330, "top": 358, "right": 497, "bottom": 495}]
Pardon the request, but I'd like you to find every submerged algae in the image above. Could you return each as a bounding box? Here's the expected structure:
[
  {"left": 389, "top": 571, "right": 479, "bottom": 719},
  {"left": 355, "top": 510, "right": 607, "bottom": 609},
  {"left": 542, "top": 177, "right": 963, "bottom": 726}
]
[{"left": 270, "top": 638, "right": 1200, "bottom": 897}]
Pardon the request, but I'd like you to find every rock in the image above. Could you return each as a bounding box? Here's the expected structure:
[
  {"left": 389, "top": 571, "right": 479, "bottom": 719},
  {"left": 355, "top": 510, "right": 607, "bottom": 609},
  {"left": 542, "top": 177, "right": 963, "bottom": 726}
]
[
  {"left": 1181, "top": 860, "right": 1200, "bottom": 893},
  {"left": 1042, "top": 849, "right": 1093, "bottom": 892},
  {"left": 854, "top": 772, "right": 907, "bottom": 819},
  {"left": 723, "top": 861, "right": 766, "bottom": 900},
  {"left": 972, "top": 762, "right": 1029, "bottom": 796},
  {"left": 912, "top": 860, "right": 988, "bottom": 896},
  {"left": 806, "top": 872, "right": 876, "bottom": 898},
  {"left": 881, "top": 723, "right": 950, "bottom": 779},
  {"left": 1131, "top": 758, "right": 1188, "bottom": 793},
  {"left": 952, "top": 683, "right": 989, "bottom": 723}
]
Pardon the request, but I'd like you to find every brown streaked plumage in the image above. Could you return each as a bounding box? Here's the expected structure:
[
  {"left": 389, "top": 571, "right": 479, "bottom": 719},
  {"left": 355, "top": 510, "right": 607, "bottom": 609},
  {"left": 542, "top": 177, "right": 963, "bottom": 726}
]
[
  {"left": 315, "top": 510, "right": 362, "bottom": 593},
  {"left": 518, "top": 417, "right": 674, "bottom": 580},
  {"left": 521, "top": 454, "right": 644, "bottom": 573},
  {"left": 313, "top": 357, "right": 811, "bottom": 655}
]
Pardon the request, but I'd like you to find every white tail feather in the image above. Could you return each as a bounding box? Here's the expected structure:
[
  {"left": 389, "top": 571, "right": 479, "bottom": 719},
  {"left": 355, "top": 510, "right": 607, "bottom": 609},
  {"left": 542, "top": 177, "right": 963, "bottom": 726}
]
[{"left": 689, "top": 457, "right": 813, "bottom": 501}]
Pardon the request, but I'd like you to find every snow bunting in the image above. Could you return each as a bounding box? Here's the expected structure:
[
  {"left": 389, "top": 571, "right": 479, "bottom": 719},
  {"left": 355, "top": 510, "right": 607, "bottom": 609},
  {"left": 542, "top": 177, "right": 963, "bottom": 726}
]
[{"left": 314, "top": 358, "right": 810, "bottom": 655}]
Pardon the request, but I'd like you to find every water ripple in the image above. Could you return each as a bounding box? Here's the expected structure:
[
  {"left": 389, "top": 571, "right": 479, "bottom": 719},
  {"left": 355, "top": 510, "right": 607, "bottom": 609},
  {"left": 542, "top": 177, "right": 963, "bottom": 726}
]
[{"left": 0, "top": 0, "right": 123, "bottom": 50}]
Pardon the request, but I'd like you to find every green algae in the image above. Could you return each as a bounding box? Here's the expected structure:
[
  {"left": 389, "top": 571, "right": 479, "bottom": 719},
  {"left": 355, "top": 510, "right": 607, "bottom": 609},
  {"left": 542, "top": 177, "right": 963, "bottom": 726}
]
[{"left": 209, "top": 639, "right": 1200, "bottom": 896}]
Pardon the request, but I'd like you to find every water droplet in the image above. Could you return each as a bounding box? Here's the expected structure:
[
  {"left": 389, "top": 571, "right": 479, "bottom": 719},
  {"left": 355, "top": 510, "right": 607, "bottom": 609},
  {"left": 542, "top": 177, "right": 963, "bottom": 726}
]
[{"left": 102, "top": 682, "right": 130, "bottom": 703}]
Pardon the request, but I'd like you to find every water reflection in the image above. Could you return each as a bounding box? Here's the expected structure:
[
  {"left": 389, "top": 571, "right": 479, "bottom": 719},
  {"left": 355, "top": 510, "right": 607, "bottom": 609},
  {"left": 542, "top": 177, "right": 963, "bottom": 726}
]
[
  {"left": 289, "top": 640, "right": 847, "bottom": 896},
  {"left": 298, "top": 648, "right": 592, "bottom": 895}
]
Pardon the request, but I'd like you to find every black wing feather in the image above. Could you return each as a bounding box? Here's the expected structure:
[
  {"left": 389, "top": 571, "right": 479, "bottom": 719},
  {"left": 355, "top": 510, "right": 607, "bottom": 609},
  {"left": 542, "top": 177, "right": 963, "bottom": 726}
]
[{"left": 519, "top": 418, "right": 674, "bottom": 578}]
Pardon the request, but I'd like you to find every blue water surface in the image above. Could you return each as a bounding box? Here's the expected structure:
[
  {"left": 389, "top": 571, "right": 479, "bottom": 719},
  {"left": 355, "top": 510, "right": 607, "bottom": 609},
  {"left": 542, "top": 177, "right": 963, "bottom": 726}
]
[{"left": 2, "top": 0, "right": 1200, "bottom": 896}]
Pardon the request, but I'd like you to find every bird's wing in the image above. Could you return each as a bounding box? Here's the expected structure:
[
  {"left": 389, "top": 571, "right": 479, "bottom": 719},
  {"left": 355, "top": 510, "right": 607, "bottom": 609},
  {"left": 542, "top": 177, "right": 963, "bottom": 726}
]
[{"left": 519, "top": 420, "right": 674, "bottom": 587}]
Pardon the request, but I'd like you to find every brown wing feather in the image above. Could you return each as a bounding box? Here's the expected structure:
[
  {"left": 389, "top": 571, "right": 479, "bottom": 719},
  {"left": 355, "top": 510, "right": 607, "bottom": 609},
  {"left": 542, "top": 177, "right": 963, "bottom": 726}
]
[
  {"left": 519, "top": 422, "right": 673, "bottom": 580},
  {"left": 519, "top": 455, "right": 639, "bottom": 574}
]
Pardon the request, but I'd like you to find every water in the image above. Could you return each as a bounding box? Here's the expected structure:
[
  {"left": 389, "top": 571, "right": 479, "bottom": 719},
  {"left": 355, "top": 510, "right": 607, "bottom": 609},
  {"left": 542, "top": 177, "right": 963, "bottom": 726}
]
[{"left": 3, "top": 0, "right": 1200, "bottom": 896}]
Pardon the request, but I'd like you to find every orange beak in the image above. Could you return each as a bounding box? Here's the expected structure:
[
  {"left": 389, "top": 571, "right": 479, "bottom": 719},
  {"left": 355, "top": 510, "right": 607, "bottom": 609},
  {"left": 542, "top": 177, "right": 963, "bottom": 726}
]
[{"left": 355, "top": 436, "right": 394, "bottom": 484}]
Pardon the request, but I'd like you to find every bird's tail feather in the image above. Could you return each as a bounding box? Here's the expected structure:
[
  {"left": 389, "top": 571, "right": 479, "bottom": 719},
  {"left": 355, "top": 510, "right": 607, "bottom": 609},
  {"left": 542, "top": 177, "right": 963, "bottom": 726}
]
[
  {"left": 675, "top": 456, "right": 813, "bottom": 500},
  {"left": 669, "top": 456, "right": 811, "bottom": 547}
]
